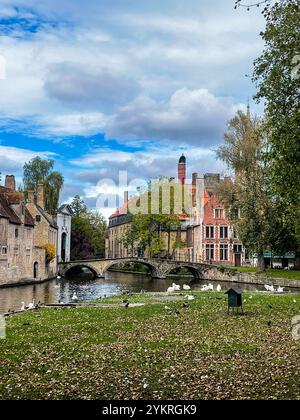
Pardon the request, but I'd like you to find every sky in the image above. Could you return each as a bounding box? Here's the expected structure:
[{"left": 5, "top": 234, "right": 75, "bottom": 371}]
[{"left": 0, "top": 0, "right": 266, "bottom": 218}]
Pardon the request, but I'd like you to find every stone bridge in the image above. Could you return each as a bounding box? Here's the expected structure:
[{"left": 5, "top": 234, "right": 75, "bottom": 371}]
[{"left": 58, "top": 257, "right": 237, "bottom": 281}]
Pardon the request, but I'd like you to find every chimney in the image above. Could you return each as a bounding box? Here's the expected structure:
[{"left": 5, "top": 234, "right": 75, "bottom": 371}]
[
  {"left": 36, "top": 183, "right": 45, "bottom": 208},
  {"left": 178, "top": 155, "right": 186, "bottom": 185},
  {"left": 192, "top": 173, "right": 198, "bottom": 186},
  {"left": 27, "top": 190, "right": 35, "bottom": 204},
  {"left": 5, "top": 175, "right": 16, "bottom": 191}
]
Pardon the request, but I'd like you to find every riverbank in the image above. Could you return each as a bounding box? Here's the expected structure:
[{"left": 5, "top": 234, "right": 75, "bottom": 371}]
[
  {"left": 0, "top": 276, "right": 57, "bottom": 289},
  {"left": 1, "top": 291, "right": 300, "bottom": 400}
]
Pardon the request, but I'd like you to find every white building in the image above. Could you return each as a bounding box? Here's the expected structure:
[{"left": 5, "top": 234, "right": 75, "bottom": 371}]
[{"left": 56, "top": 205, "right": 72, "bottom": 262}]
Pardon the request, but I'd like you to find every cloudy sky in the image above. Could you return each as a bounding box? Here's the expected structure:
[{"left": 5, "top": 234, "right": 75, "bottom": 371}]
[{"left": 0, "top": 0, "right": 266, "bottom": 217}]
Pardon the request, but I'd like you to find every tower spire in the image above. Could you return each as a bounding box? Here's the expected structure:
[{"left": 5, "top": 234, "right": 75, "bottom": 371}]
[{"left": 247, "top": 98, "right": 251, "bottom": 118}]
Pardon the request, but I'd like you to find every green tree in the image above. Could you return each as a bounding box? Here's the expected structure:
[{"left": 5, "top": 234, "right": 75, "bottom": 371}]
[
  {"left": 70, "top": 195, "right": 87, "bottom": 216},
  {"left": 120, "top": 181, "right": 182, "bottom": 258},
  {"left": 252, "top": 0, "right": 300, "bottom": 267},
  {"left": 70, "top": 196, "right": 107, "bottom": 260},
  {"left": 217, "top": 110, "right": 294, "bottom": 272},
  {"left": 23, "top": 157, "right": 64, "bottom": 214}
]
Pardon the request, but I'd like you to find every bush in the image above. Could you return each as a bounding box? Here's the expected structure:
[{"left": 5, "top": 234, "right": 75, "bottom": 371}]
[{"left": 43, "top": 243, "right": 56, "bottom": 264}]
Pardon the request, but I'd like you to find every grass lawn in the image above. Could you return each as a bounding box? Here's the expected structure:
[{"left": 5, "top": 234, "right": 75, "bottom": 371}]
[
  {"left": 227, "top": 266, "right": 300, "bottom": 280},
  {"left": 1, "top": 291, "right": 300, "bottom": 400}
]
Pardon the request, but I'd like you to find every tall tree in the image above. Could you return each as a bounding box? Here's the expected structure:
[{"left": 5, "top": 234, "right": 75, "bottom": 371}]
[
  {"left": 23, "top": 157, "right": 64, "bottom": 214},
  {"left": 253, "top": 0, "right": 300, "bottom": 267},
  {"left": 70, "top": 196, "right": 107, "bottom": 260},
  {"left": 217, "top": 110, "right": 294, "bottom": 272}
]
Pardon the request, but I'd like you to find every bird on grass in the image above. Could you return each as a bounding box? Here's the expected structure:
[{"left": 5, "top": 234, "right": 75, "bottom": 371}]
[
  {"left": 168, "top": 309, "right": 180, "bottom": 316},
  {"left": 182, "top": 303, "right": 189, "bottom": 308},
  {"left": 124, "top": 302, "right": 130, "bottom": 308},
  {"left": 187, "top": 295, "right": 195, "bottom": 301},
  {"left": 28, "top": 299, "right": 35, "bottom": 310},
  {"left": 217, "top": 285, "right": 222, "bottom": 292},
  {"left": 183, "top": 284, "right": 191, "bottom": 291}
]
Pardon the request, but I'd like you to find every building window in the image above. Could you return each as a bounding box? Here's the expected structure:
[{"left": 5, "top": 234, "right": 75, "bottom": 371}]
[
  {"left": 233, "top": 245, "right": 243, "bottom": 254},
  {"left": 36, "top": 215, "right": 41, "bottom": 222},
  {"left": 205, "top": 244, "right": 214, "bottom": 261},
  {"left": 220, "top": 226, "right": 228, "bottom": 239},
  {"left": 15, "top": 228, "right": 19, "bottom": 238},
  {"left": 26, "top": 247, "right": 31, "bottom": 257},
  {"left": 215, "top": 208, "right": 225, "bottom": 219},
  {"left": 233, "top": 228, "right": 238, "bottom": 239},
  {"left": 205, "top": 226, "right": 214, "bottom": 239},
  {"left": 1, "top": 246, "right": 7, "bottom": 255},
  {"left": 220, "top": 244, "right": 229, "bottom": 261}
]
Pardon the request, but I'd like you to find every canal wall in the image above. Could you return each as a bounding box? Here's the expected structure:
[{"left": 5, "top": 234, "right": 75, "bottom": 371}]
[{"left": 226, "top": 272, "right": 300, "bottom": 289}]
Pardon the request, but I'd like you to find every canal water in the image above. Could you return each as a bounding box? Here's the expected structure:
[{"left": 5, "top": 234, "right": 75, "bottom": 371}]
[{"left": 0, "top": 271, "right": 297, "bottom": 314}]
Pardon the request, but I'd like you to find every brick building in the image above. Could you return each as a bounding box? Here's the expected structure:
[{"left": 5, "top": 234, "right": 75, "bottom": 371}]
[
  {"left": 0, "top": 175, "right": 58, "bottom": 286},
  {"left": 106, "top": 156, "right": 245, "bottom": 266},
  {"left": 0, "top": 176, "right": 45, "bottom": 285}
]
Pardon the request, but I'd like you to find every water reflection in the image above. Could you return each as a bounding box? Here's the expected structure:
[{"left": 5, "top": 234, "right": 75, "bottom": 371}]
[{"left": 0, "top": 271, "right": 298, "bottom": 314}]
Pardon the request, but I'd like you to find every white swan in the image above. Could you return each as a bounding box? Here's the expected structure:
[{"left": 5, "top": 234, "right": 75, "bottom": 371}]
[
  {"left": 216, "top": 285, "right": 222, "bottom": 292},
  {"left": 187, "top": 295, "right": 195, "bottom": 301},
  {"left": 167, "top": 287, "right": 175, "bottom": 294},
  {"left": 72, "top": 293, "right": 78, "bottom": 302},
  {"left": 264, "top": 284, "right": 275, "bottom": 292},
  {"left": 183, "top": 284, "right": 191, "bottom": 291},
  {"left": 172, "top": 283, "right": 181, "bottom": 291},
  {"left": 28, "top": 299, "right": 35, "bottom": 310},
  {"left": 277, "top": 286, "right": 284, "bottom": 293}
]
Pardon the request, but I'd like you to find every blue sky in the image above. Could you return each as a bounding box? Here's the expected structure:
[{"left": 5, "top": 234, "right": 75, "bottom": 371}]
[{"left": 0, "top": 0, "right": 266, "bottom": 217}]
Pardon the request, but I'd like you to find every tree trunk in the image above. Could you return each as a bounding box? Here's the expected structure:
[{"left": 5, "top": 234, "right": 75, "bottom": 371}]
[
  {"left": 257, "top": 251, "right": 266, "bottom": 274},
  {"left": 295, "top": 248, "right": 300, "bottom": 270},
  {"left": 167, "top": 229, "right": 171, "bottom": 258}
]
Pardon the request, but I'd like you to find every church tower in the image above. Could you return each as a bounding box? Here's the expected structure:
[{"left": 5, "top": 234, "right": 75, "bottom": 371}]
[{"left": 178, "top": 154, "right": 186, "bottom": 185}]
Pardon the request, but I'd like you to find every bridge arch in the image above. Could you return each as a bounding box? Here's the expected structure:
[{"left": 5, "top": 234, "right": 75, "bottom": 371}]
[
  {"left": 166, "top": 263, "right": 202, "bottom": 279},
  {"left": 64, "top": 263, "right": 101, "bottom": 279},
  {"left": 103, "top": 259, "right": 161, "bottom": 278}
]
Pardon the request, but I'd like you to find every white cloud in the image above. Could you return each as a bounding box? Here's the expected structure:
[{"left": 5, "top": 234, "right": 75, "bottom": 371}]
[
  {"left": 107, "top": 88, "right": 245, "bottom": 146},
  {"left": 0, "top": 145, "right": 56, "bottom": 174},
  {"left": 39, "top": 112, "right": 106, "bottom": 137}
]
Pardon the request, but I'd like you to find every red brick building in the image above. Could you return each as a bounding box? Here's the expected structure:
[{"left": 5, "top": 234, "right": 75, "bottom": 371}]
[{"left": 201, "top": 176, "right": 244, "bottom": 266}]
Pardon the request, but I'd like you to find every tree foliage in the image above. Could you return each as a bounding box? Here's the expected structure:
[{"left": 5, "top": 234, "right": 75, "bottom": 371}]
[
  {"left": 23, "top": 157, "right": 64, "bottom": 215},
  {"left": 70, "top": 196, "right": 107, "bottom": 260},
  {"left": 217, "top": 110, "right": 295, "bottom": 272},
  {"left": 252, "top": 0, "right": 300, "bottom": 265},
  {"left": 120, "top": 182, "right": 184, "bottom": 258}
]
